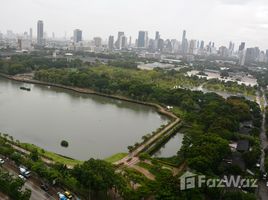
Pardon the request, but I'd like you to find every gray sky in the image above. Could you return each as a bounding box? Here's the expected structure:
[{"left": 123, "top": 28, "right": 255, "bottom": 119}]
[{"left": 1, "top": 0, "right": 268, "bottom": 50}]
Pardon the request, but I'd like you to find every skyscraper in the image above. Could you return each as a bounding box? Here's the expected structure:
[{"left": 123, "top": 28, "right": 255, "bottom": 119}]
[
  {"left": 37, "top": 20, "right": 44, "bottom": 46},
  {"left": 73, "top": 29, "right": 82, "bottom": 43},
  {"left": 29, "top": 28, "right": 33, "bottom": 41},
  {"left": 115, "top": 32, "right": 124, "bottom": 49},
  {"left": 108, "top": 36, "right": 114, "bottom": 50},
  {"left": 239, "top": 42, "right": 245, "bottom": 51},
  {"left": 94, "top": 37, "right": 102, "bottom": 47},
  {"left": 238, "top": 42, "right": 246, "bottom": 66},
  {"left": 181, "top": 30, "right": 187, "bottom": 54},
  {"left": 200, "top": 40, "right": 204, "bottom": 50},
  {"left": 138, "top": 31, "right": 147, "bottom": 48},
  {"left": 154, "top": 31, "right": 160, "bottom": 51}
]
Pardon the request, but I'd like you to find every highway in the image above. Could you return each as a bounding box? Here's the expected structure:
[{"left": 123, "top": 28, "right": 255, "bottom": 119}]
[{"left": 1, "top": 160, "right": 57, "bottom": 200}]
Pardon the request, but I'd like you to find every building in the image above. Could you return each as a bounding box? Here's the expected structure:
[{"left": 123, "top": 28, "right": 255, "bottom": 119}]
[
  {"left": 73, "top": 29, "right": 82, "bottom": 43},
  {"left": 200, "top": 40, "right": 204, "bottom": 50},
  {"left": 137, "top": 31, "right": 148, "bottom": 48},
  {"left": 93, "top": 37, "right": 102, "bottom": 47},
  {"left": 154, "top": 31, "right": 160, "bottom": 51},
  {"left": 115, "top": 32, "right": 124, "bottom": 49},
  {"left": 188, "top": 40, "right": 196, "bottom": 55},
  {"left": 29, "top": 28, "right": 33, "bottom": 41},
  {"left": 108, "top": 35, "right": 114, "bottom": 50},
  {"left": 245, "top": 47, "right": 260, "bottom": 64},
  {"left": 137, "top": 31, "right": 147, "bottom": 48},
  {"left": 181, "top": 30, "right": 187, "bottom": 54},
  {"left": 37, "top": 20, "right": 44, "bottom": 46},
  {"left": 238, "top": 42, "right": 246, "bottom": 66},
  {"left": 239, "top": 42, "right": 245, "bottom": 51},
  {"left": 236, "top": 140, "right": 250, "bottom": 152},
  {"left": 219, "top": 46, "right": 228, "bottom": 57},
  {"left": 121, "top": 35, "right": 128, "bottom": 49}
]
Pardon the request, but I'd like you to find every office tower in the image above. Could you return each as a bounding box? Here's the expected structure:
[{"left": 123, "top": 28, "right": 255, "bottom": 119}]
[
  {"left": 239, "top": 42, "right": 245, "bottom": 51},
  {"left": 219, "top": 46, "right": 228, "bottom": 57},
  {"left": 158, "top": 39, "right": 164, "bottom": 52},
  {"left": 228, "top": 41, "right": 235, "bottom": 56},
  {"left": 138, "top": 31, "right": 146, "bottom": 48},
  {"left": 129, "top": 36, "right": 132, "bottom": 47},
  {"left": 29, "top": 28, "right": 33, "bottom": 41},
  {"left": 115, "top": 32, "right": 124, "bottom": 49},
  {"left": 121, "top": 36, "right": 128, "bottom": 49},
  {"left": 145, "top": 31, "right": 149, "bottom": 48},
  {"left": 245, "top": 47, "right": 260, "bottom": 64},
  {"left": 181, "top": 30, "right": 187, "bottom": 54},
  {"left": 73, "top": 29, "right": 82, "bottom": 43},
  {"left": 188, "top": 40, "right": 196, "bottom": 54},
  {"left": 200, "top": 40, "right": 204, "bottom": 50},
  {"left": 108, "top": 36, "right": 114, "bottom": 50},
  {"left": 238, "top": 42, "right": 246, "bottom": 66},
  {"left": 154, "top": 31, "right": 160, "bottom": 50},
  {"left": 52, "top": 32, "right": 55, "bottom": 39},
  {"left": 94, "top": 37, "right": 102, "bottom": 47},
  {"left": 37, "top": 20, "right": 44, "bottom": 46}
]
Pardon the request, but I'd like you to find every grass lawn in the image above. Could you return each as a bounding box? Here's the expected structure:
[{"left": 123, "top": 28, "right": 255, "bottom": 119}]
[
  {"left": 20, "top": 143, "right": 83, "bottom": 166},
  {"left": 105, "top": 153, "right": 128, "bottom": 163}
]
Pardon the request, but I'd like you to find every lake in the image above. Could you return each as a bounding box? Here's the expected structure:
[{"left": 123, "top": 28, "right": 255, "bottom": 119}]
[
  {"left": 153, "top": 133, "right": 183, "bottom": 158},
  {"left": 0, "top": 77, "right": 169, "bottom": 160}
]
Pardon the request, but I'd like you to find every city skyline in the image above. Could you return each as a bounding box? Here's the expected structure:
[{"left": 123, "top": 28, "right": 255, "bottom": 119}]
[{"left": 1, "top": 0, "right": 268, "bottom": 49}]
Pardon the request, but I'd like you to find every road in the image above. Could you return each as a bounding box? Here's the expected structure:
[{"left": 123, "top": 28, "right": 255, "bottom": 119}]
[
  {"left": 257, "top": 89, "right": 268, "bottom": 200},
  {"left": 115, "top": 117, "right": 181, "bottom": 167},
  {"left": 1, "top": 160, "right": 57, "bottom": 200}
]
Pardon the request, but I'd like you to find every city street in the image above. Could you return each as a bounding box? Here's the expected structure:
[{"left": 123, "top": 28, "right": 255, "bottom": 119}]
[{"left": 1, "top": 160, "right": 58, "bottom": 200}]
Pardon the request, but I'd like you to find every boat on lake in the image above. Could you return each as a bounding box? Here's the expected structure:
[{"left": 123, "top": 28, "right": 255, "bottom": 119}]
[{"left": 20, "top": 86, "right": 31, "bottom": 91}]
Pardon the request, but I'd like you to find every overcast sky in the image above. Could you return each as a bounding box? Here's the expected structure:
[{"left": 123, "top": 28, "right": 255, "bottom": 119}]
[{"left": 1, "top": 0, "right": 268, "bottom": 50}]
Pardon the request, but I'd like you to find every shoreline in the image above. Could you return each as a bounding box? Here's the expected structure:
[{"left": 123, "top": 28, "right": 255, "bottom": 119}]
[
  {"left": 0, "top": 72, "right": 181, "bottom": 165},
  {"left": 0, "top": 73, "right": 178, "bottom": 121}
]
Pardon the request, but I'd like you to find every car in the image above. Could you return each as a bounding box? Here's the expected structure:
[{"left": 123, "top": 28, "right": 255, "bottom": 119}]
[
  {"left": 266, "top": 181, "right": 268, "bottom": 187},
  {"left": 40, "top": 184, "right": 49, "bottom": 191},
  {"left": 0, "top": 158, "right": 4, "bottom": 165},
  {"left": 263, "top": 173, "right": 267, "bottom": 180},
  {"left": 64, "top": 191, "right": 73, "bottom": 199},
  {"left": 18, "top": 175, "right": 26, "bottom": 181},
  {"left": 57, "top": 192, "right": 68, "bottom": 200}
]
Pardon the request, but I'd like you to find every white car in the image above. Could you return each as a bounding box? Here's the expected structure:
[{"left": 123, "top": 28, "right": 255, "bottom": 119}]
[
  {"left": 18, "top": 175, "right": 26, "bottom": 181},
  {"left": 0, "top": 158, "right": 4, "bottom": 164}
]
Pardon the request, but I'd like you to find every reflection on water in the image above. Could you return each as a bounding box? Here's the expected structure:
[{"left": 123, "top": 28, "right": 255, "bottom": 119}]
[
  {"left": 154, "top": 133, "right": 184, "bottom": 158},
  {"left": 0, "top": 77, "right": 168, "bottom": 160}
]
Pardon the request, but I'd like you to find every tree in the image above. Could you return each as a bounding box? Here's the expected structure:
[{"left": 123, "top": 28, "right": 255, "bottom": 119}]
[{"left": 72, "top": 159, "right": 126, "bottom": 199}]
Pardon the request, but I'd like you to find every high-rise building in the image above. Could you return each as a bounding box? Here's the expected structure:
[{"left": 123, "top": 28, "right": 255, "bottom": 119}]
[
  {"left": 73, "top": 29, "right": 82, "bottom": 43},
  {"left": 115, "top": 32, "right": 124, "bottom": 49},
  {"left": 108, "top": 36, "right": 114, "bottom": 50},
  {"left": 121, "top": 36, "right": 128, "bottom": 49},
  {"left": 94, "top": 37, "right": 102, "bottom": 47},
  {"left": 238, "top": 42, "right": 246, "bottom": 66},
  {"left": 245, "top": 47, "right": 260, "bottom": 64},
  {"left": 239, "top": 42, "right": 245, "bottom": 51},
  {"left": 188, "top": 40, "right": 196, "bottom": 54},
  {"left": 181, "top": 30, "right": 187, "bottom": 54},
  {"left": 219, "top": 46, "right": 228, "bottom": 57},
  {"left": 129, "top": 36, "right": 132, "bottom": 47},
  {"left": 154, "top": 31, "right": 160, "bottom": 51},
  {"left": 37, "top": 20, "right": 44, "bottom": 46},
  {"left": 200, "top": 40, "right": 205, "bottom": 50},
  {"left": 29, "top": 28, "right": 33, "bottom": 41},
  {"left": 138, "top": 31, "right": 147, "bottom": 48}
]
